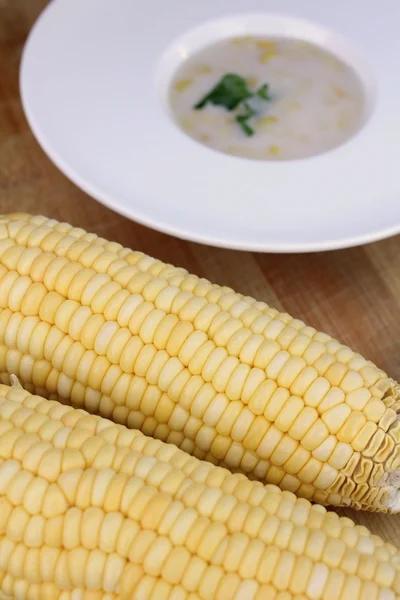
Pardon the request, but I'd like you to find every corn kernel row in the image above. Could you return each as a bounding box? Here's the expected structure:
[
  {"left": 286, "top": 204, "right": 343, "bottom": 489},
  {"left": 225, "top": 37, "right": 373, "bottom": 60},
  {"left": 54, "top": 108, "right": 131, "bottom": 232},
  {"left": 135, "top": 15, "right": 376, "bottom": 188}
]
[{"left": 0, "top": 213, "right": 399, "bottom": 512}]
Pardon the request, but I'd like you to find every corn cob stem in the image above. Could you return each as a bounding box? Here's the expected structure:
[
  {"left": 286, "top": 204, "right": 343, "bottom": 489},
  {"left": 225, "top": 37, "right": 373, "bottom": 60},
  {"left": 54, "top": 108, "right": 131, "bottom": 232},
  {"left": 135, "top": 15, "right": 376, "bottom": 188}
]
[
  {"left": 0, "top": 214, "right": 400, "bottom": 512},
  {"left": 1, "top": 382, "right": 400, "bottom": 599}
]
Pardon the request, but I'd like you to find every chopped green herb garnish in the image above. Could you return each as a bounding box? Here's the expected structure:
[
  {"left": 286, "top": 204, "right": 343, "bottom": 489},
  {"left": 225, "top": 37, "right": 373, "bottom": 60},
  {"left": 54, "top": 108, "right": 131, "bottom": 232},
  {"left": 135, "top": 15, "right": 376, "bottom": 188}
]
[
  {"left": 256, "top": 83, "right": 272, "bottom": 101},
  {"left": 236, "top": 102, "right": 257, "bottom": 136},
  {"left": 194, "top": 74, "right": 253, "bottom": 110},
  {"left": 194, "top": 73, "right": 272, "bottom": 136}
]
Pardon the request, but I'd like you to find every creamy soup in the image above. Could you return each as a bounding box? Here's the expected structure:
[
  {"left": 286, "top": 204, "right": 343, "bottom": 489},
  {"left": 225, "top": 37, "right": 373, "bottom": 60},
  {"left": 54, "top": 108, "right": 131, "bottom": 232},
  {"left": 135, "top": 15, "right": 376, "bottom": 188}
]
[{"left": 169, "top": 37, "right": 365, "bottom": 161}]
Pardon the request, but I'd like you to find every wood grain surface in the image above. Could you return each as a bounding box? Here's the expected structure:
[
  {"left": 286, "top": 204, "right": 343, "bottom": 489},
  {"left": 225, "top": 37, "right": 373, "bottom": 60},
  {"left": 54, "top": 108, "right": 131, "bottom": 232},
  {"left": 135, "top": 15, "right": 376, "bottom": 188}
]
[{"left": 1, "top": 0, "right": 400, "bottom": 546}]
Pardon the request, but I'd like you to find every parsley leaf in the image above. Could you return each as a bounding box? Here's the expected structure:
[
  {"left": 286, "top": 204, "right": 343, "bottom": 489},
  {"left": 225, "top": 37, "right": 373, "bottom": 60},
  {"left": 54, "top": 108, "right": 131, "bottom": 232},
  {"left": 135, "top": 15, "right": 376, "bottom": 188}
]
[
  {"left": 194, "top": 74, "right": 253, "bottom": 111},
  {"left": 256, "top": 83, "right": 272, "bottom": 101},
  {"left": 236, "top": 102, "right": 257, "bottom": 136},
  {"left": 194, "top": 73, "right": 273, "bottom": 136}
]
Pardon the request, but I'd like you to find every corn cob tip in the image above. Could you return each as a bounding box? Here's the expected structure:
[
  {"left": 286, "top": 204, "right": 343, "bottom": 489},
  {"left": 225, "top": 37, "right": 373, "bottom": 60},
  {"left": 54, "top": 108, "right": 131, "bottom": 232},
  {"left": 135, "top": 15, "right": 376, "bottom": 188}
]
[{"left": 387, "top": 470, "right": 400, "bottom": 511}]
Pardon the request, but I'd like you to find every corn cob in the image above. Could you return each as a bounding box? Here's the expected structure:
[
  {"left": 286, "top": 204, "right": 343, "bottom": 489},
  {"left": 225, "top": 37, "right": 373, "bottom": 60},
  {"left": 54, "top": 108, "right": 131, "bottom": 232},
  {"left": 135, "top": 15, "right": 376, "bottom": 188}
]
[
  {"left": 0, "top": 213, "right": 399, "bottom": 513},
  {"left": 1, "top": 381, "right": 400, "bottom": 600}
]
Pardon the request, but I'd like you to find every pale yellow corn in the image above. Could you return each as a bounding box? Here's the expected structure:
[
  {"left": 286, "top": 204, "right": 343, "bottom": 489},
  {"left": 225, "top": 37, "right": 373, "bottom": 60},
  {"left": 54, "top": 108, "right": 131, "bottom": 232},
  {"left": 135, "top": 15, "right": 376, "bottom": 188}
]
[
  {"left": 0, "top": 213, "right": 400, "bottom": 512},
  {"left": 0, "top": 383, "right": 400, "bottom": 600}
]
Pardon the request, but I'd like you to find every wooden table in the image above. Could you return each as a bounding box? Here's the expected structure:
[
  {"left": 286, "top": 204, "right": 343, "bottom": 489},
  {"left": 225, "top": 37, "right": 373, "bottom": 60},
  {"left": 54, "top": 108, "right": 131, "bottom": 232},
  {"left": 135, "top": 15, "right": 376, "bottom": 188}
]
[{"left": 1, "top": 0, "right": 400, "bottom": 547}]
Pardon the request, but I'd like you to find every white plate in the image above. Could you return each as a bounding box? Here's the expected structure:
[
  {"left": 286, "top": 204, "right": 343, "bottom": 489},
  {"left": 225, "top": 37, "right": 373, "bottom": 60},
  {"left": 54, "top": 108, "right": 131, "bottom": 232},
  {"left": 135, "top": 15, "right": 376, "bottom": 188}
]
[{"left": 20, "top": 0, "right": 400, "bottom": 252}]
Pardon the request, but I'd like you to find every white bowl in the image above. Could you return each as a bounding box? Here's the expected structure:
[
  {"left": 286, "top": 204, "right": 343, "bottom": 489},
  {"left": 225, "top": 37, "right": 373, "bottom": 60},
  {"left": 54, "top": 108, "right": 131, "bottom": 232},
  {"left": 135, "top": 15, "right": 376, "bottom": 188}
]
[{"left": 20, "top": 0, "right": 400, "bottom": 252}]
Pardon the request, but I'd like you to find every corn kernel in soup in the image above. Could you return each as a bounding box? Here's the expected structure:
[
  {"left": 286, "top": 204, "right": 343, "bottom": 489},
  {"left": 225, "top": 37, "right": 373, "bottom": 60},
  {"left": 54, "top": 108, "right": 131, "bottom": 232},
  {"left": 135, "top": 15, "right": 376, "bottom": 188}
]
[{"left": 169, "top": 37, "right": 366, "bottom": 161}]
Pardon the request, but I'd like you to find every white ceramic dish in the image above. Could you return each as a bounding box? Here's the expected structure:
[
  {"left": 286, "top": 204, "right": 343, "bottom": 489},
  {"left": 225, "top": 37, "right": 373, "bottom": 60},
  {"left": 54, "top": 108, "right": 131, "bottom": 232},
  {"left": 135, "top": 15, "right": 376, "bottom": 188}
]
[{"left": 20, "top": 0, "right": 400, "bottom": 252}]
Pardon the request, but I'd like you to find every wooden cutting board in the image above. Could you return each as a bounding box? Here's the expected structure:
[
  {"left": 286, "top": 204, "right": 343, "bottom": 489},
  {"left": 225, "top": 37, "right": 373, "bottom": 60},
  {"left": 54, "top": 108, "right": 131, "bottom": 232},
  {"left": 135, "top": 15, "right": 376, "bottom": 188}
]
[{"left": 1, "top": 0, "right": 400, "bottom": 547}]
